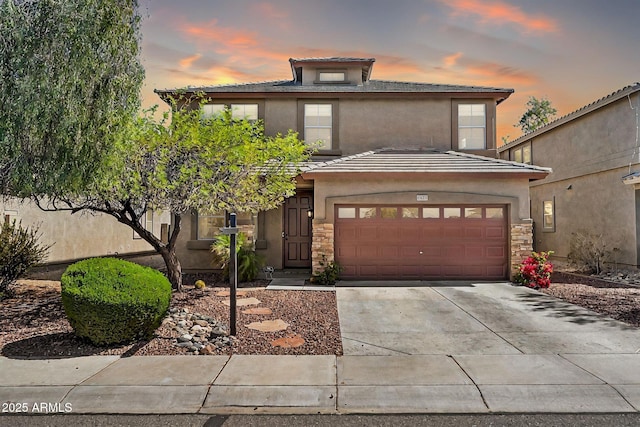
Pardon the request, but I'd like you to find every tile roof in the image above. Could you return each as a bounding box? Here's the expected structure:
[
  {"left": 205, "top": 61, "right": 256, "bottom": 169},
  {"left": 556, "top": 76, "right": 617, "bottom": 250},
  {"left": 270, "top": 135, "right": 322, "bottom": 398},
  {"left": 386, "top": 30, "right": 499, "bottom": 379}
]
[
  {"left": 301, "top": 149, "right": 551, "bottom": 177},
  {"left": 155, "top": 80, "right": 513, "bottom": 97},
  {"left": 499, "top": 82, "right": 640, "bottom": 151}
]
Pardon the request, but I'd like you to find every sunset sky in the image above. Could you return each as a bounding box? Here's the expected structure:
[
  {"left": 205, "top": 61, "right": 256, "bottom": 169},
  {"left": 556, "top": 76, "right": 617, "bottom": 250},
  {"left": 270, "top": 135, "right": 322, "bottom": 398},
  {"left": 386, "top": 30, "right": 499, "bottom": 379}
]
[{"left": 139, "top": 0, "right": 640, "bottom": 143}]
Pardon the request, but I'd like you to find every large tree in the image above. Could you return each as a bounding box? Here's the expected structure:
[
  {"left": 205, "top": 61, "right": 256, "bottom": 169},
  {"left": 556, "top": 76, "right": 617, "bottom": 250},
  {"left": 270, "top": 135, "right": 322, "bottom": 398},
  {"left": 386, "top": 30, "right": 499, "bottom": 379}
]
[
  {"left": 39, "top": 104, "right": 312, "bottom": 290},
  {"left": 515, "top": 96, "right": 558, "bottom": 135},
  {"left": 0, "top": 0, "right": 144, "bottom": 196}
]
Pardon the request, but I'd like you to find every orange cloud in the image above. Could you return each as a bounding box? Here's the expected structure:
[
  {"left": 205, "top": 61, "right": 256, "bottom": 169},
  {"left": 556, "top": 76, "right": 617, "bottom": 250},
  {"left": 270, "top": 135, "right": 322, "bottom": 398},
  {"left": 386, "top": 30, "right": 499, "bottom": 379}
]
[
  {"left": 441, "top": 0, "right": 558, "bottom": 33},
  {"left": 180, "top": 19, "right": 259, "bottom": 49},
  {"left": 443, "top": 52, "right": 463, "bottom": 67},
  {"left": 179, "top": 53, "right": 202, "bottom": 69}
]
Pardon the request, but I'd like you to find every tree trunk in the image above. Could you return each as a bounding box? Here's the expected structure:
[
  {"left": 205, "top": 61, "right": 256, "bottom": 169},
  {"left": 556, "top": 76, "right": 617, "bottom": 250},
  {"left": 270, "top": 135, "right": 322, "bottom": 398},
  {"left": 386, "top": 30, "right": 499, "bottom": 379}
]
[{"left": 160, "top": 247, "right": 183, "bottom": 292}]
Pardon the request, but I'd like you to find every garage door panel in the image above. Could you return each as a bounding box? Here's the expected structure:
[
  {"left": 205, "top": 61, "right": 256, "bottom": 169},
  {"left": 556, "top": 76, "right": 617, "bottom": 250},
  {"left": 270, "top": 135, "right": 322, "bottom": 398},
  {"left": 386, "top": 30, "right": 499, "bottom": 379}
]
[
  {"left": 487, "top": 246, "right": 506, "bottom": 258},
  {"left": 337, "top": 246, "right": 357, "bottom": 258},
  {"left": 358, "top": 246, "right": 379, "bottom": 258},
  {"left": 444, "top": 226, "right": 464, "bottom": 238},
  {"left": 486, "top": 227, "right": 506, "bottom": 239},
  {"left": 337, "top": 226, "right": 357, "bottom": 239},
  {"left": 380, "top": 246, "right": 399, "bottom": 257},
  {"left": 335, "top": 204, "right": 507, "bottom": 280}
]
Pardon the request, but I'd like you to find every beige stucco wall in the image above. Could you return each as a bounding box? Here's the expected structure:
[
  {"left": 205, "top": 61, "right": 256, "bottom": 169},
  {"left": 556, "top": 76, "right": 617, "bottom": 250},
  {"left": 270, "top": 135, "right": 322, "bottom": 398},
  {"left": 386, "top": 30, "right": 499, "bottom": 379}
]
[
  {"left": 310, "top": 174, "right": 531, "bottom": 223},
  {"left": 256, "top": 207, "right": 284, "bottom": 269},
  {"left": 530, "top": 167, "right": 636, "bottom": 267},
  {"left": 261, "top": 97, "right": 496, "bottom": 155},
  {"left": 1, "top": 199, "right": 169, "bottom": 264}
]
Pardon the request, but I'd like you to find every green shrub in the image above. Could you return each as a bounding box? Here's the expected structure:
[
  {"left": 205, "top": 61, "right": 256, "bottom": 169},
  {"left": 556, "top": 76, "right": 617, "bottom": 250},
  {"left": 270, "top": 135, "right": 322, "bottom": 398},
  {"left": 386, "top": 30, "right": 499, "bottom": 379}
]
[
  {"left": 311, "top": 256, "right": 342, "bottom": 286},
  {"left": 0, "top": 220, "right": 50, "bottom": 297},
  {"left": 211, "top": 233, "right": 264, "bottom": 282},
  {"left": 60, "top": 258, "right": 171, "bottom": 346}
]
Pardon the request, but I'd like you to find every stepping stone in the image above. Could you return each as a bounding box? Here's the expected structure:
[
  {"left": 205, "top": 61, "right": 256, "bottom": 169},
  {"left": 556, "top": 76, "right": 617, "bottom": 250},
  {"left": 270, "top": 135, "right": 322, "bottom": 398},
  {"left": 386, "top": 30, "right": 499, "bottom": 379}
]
[
  {"left": 271, "top": 334, "right": 305, "bottom": 348},
  {"left": 245, "top": 319, "right": 289, "bottom": 332},
  {"left": 216, "top": 290, "right": 248, "bottom": 297},
  {"left": 242, "top": 307, "right": 273, "bottom": 315},
  {"left": 222, "top": 297, "right": 261, "bottom": 307}
]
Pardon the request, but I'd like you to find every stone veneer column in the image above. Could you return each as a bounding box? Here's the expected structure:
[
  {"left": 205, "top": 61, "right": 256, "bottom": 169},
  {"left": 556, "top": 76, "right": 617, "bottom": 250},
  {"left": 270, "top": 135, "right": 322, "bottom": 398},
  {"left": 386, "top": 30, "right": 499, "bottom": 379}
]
[
  {"left": 238, "top": 224, "right": 255, "bottom": 248},
  {"left": 311, "top": 221, "right": 334, "bottom": 274},
  {"left": 510, "top": 220, "right": 534, "bottom": 280}
]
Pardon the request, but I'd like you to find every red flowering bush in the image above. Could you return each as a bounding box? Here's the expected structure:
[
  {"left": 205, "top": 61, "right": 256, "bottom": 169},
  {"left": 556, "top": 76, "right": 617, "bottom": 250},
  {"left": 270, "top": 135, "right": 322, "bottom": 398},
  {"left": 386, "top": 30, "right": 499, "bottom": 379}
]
[{"left": 514, "top": 251, "right": 554, "bottom": 289}]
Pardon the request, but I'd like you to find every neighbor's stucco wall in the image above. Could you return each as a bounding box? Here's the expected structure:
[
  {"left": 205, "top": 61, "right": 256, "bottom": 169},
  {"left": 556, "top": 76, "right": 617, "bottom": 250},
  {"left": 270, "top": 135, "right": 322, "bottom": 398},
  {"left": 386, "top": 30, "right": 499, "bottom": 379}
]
[
  {"left": 1, "top": 199, "right": 169, "bottom": 264},
  {"left": 500, "top": 92, "right": 640, "bottom": 268},
  {"left": 530, "top": 167, "right": 637, "bottom": 267}
]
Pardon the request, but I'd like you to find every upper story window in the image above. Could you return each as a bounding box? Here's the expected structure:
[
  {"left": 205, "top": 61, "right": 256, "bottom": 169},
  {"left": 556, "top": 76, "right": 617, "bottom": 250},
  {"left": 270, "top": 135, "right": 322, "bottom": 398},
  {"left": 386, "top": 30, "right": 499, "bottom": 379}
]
[
  {"left": 202, "top": 104, "right": 225, "bottom": 118},
  {"left": 231, "top": 104, "right": 258, "bottom": 121},
  {"left": 304, "top": 104, "right": 332, "bottom": 150},
  {"left": 458, "top": 104, "right": 486, "bottom": 150},
  {"left": 317, "top": 71, "right": 346, "bottom": 83}
]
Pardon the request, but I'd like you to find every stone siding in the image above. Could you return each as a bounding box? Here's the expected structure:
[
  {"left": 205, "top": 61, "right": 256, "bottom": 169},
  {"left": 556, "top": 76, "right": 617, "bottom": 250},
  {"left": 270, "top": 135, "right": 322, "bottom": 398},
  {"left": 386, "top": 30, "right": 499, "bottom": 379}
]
[
  {"left": 311, "top": 221, "right": 334, "bottom": 273},
  {"left": 510, "top": 221, "right": 534, "bottom": 279}
]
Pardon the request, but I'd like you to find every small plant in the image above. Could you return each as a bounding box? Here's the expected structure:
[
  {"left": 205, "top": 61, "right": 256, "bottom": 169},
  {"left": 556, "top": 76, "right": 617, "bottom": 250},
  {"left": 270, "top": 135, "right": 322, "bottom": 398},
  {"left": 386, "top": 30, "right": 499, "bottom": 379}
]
[
  {"left": 211, "top": 233, "right": 264, "bottom": 282},
  {"left": 568, "top": 231, "right": 610, "bottom": 274},
  {"left": 514, "top": 251, "right": 554, "bottom": 289},
  {"left": 61, "top": 258, "right": 171, "bottom": 346},
  {"left": 311, "top": 255, "right": 342, "bottom": 286},
  {"left": 194, "top": 279, "right": 206, "bottom": 289},
  {"left": 0, "top": 220, "right": 50, "bottom": 298}
]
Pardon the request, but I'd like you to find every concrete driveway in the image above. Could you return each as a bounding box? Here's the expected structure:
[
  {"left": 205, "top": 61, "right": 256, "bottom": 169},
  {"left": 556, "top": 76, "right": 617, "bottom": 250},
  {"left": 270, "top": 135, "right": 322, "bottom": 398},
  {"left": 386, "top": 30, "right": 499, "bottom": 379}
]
[
  {"left": 336, "top": 281, "right": 640, "bottom": 355},
  {"left": 334, "top": 281, "right": 640, "bottom": 413}
]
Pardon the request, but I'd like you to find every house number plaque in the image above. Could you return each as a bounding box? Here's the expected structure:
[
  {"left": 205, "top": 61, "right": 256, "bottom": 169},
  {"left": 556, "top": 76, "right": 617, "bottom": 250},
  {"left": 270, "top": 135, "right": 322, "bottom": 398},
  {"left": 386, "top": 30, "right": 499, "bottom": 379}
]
[{"left": 416, "top": 194, "right": 429, "bottom": 201}]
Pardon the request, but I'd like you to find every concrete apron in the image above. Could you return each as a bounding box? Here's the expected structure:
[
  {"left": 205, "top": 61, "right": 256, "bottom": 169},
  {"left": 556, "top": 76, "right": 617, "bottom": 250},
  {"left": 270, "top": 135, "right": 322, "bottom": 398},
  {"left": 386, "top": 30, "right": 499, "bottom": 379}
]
[{"left": 336, "top": 282, "right": 640, "bottom": 413}]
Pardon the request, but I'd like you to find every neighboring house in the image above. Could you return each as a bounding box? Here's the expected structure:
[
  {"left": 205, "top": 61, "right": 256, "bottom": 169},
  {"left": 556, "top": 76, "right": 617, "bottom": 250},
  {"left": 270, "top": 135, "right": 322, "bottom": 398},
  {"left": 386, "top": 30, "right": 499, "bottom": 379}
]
[
  {"left": 498, "top": 83, "right": 640, "bottom": 269},
  {"left": 1, "top": 198, "right": 171, "bottom": 266},
  {"left": 156, "top": 57, "right": 549, "bottom": 280}
]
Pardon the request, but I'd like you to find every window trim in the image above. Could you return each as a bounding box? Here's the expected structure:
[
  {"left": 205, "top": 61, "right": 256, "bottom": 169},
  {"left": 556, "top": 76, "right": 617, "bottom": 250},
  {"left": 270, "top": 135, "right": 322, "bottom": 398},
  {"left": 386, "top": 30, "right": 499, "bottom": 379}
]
[
  {"left": 315, "top": 69, "right": 349, "bottom": 84},
  {"left": 457, "top": 104, "right": 486, "bottom": 150},
  {"left": 297, "top": 100, "right": 340, "bottom": 154},
  {"left": 542, "top": 198, "right": 555, "bottom": 232},
  {"left": 196, "top": 211, "right": 226, "bottom": 240},
  {"left": 451, "top": 100, "right": 495, "bottom": 154}
]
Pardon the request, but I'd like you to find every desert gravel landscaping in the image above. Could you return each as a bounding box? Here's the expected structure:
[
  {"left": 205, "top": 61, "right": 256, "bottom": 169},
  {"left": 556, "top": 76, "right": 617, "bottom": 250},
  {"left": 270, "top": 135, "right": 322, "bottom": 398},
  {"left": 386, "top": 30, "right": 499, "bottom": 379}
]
[{"left": 1, "top": 271, "right": 639, "bottom": 358}]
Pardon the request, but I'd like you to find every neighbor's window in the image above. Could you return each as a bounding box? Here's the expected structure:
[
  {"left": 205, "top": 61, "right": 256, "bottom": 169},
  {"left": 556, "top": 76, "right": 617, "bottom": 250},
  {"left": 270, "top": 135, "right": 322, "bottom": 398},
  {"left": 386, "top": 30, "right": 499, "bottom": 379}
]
[
  {"left": 197, "top": 212, "right": 225, "bottom": 240},
  {"left": 3, "top": 210, "right": 18, "bottom": 224},
  {"left": 458, "top": 104, "right": 486, "bottom": 150},
  {"left": 202, "top": 104, "right": 225, "bottom": 118},
  {"left": 231, "top": 104, "right": 258, "bottom": 121},
  {"left": 543, "top": 199, "right": 555, "bottom": 232},
  {"left": 304, "top": 104, "right": 332, "bottom": 150},
  {"left": 133, "top": 211, "right": 154, "bottom": 239},
  {"left": 513, "top": 148, "right": 523, "bottom": 163},
  {"left": 522, "top": 144, "right": 532, "bottom": 164},
  {"left": 512, "top": 145, "right": 532, "bottom": 164}
]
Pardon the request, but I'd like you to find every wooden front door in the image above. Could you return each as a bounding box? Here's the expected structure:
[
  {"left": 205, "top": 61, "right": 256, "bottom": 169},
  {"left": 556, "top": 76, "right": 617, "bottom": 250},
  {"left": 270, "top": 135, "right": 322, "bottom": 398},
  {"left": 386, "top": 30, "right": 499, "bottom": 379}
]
[{"left": 283, "top": 192, "right": 313, "bottom": 268}]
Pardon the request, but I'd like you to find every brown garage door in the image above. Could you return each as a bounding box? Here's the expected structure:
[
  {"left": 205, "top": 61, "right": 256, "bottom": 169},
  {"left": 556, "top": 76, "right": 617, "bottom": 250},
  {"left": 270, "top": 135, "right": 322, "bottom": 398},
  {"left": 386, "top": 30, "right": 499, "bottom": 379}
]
[{"left": 335, "top": 205, "right": 508, "bottom": 280}]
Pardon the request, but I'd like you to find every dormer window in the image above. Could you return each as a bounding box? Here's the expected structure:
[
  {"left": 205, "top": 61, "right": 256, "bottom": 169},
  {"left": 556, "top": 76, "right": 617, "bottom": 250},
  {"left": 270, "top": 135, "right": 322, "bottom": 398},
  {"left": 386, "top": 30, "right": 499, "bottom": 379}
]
[{"left": 316, "top": 70, "right": 347, "bottom": 84}]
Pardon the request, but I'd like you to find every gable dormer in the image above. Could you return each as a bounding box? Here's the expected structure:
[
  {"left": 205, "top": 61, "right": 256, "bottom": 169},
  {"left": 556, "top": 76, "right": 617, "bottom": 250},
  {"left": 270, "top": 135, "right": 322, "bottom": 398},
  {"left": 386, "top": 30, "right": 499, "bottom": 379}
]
[{"left": 289, "top": 57, "right": 375, "bottom": 86}]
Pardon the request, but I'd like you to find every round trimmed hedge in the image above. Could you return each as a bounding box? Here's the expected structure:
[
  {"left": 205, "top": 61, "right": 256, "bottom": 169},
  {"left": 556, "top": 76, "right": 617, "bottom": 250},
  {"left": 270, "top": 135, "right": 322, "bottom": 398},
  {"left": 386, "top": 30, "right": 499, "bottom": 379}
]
[{"left": 61, "top": 257, "right": 171, "bottom": 346}]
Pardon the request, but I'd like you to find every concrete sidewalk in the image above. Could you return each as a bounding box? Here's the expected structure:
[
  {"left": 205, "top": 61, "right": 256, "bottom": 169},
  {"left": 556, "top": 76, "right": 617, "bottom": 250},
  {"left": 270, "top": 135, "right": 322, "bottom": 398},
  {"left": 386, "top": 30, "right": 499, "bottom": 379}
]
[
  {"left": 1, "top": 283, "right": 640, "bottom": 415},
  {"left": 1, "top": 353, "right": 640, "bottom": 414}
]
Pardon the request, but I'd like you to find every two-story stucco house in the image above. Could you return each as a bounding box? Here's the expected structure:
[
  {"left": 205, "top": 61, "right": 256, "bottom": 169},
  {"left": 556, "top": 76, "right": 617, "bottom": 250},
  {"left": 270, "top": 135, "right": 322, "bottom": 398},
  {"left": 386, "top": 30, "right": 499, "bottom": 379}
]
[
  {"left": 156, "top": 57, "right": 549, "bottom": 280},
  {"left": 498, "top": 83, "right": 640, "bottom": 270}
]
